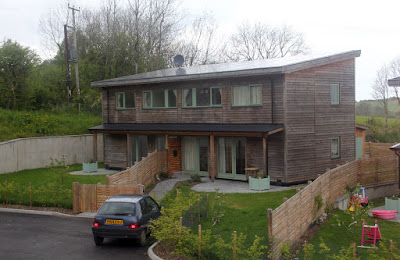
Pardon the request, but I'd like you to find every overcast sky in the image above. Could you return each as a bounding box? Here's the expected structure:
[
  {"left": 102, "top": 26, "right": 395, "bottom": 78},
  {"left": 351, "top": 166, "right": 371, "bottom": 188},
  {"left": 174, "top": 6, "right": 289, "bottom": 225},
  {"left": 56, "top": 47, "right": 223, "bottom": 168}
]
[{"left": 1, "top": 0, "right": 399, "bottom": 101}]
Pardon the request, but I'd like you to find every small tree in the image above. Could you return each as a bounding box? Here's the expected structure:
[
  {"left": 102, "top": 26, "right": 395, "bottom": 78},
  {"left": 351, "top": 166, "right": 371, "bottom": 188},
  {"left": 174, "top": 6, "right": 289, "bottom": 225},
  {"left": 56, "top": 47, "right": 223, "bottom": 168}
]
[{"left": 47, "top": 155, "right": 68, "bottom": 186}]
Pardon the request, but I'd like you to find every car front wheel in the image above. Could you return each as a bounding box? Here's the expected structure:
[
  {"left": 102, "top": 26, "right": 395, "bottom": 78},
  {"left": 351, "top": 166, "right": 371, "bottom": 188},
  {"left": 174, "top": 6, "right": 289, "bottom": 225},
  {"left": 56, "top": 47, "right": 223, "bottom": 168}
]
[{"left": 94, "top": 236, "right": 104, "bottom": 246}]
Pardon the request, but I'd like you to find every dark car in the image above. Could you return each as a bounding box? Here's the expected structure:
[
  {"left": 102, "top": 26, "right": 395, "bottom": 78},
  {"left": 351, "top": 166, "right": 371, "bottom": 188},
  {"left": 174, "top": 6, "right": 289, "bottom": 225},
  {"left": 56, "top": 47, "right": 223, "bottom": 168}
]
[{"left": 91, "top": 194, "right": 161, "bottom": 246}]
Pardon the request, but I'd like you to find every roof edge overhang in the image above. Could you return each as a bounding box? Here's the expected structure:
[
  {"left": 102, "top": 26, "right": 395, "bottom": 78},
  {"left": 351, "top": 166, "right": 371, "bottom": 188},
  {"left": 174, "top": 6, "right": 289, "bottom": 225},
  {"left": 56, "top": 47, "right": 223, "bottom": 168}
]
[
  {"left": 388, "top": 77, "right": 400, "bottom": 87},
  {"left": 390, "top": 143, "right": 400, "bottom": 151},
  {"left": 91, "top": 50, "right": 361, "bottom": 88}
]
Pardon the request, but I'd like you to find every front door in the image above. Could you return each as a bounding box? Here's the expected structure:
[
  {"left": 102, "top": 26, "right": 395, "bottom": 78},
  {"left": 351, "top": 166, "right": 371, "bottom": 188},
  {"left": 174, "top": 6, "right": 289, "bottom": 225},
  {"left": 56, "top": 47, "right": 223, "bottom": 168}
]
[
  {"left": 182, "top": 136, "right": 209, "bottom": 176},
  {"left": 217, "top": 137, "right": 246, "bottom": 180}
]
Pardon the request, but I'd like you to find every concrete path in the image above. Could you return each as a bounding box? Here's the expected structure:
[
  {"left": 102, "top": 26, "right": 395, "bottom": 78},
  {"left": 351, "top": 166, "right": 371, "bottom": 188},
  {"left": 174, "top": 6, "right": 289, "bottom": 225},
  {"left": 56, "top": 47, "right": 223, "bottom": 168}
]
[
  {"left": 191, "top": 177, "right": 298, "bottom": 193},
  {"left": 68, "top": 168, "right": 118, "bottom": 175},
  {"left": 149, "top": 172, "right": 191, "bottom": 202}
]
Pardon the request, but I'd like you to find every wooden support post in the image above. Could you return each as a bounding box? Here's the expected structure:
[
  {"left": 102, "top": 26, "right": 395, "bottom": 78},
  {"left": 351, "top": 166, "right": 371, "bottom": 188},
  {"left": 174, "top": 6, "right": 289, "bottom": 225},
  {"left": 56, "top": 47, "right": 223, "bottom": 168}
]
[
  {"left": 267, "top": 209, "right": 273, "bottom": 243},
  {"left": 210, "top": 135, "right": 215, "bottom": 182},
  {"left": 190, "top": 206, "right": 193, "bottom": 226},
  {"left": 198, "top": 225, "right": 201, "bottom": 260},
  {"left": 263, "top": 136, "right": 268, "bottom": 177},
  {"left": 233, "top": 231, "right": 237, "bottom": 260},
  {"left": 105, "top": 175, "right": 110, "bottom": 185},
  {"left": 390, "top": 240, "right": 393, "bottom": 260},
  {"left": 93, "top": 132, "right": 98, "bottom": 162},
  {"left": 29, "top": 182, "right": 32, "bottom": 208},
  {"left": 72, "top": 182, "right": 80, "bottom": 214},
  {"left": 126, "top": 134, "right": 131, "bottom": 168},
  {"left": 165, "top": 134, "right": 169, "bottom": 174}
]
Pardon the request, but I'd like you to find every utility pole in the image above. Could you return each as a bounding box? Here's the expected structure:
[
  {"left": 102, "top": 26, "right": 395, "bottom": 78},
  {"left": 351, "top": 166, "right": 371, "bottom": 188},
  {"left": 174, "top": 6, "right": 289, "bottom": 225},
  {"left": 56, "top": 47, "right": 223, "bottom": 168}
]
[
  {"left": 64, "top": 24, "right": 71, "bottom": 104},
  {"left": 68, "top": 4, "right": 80, "bottom": 113}
]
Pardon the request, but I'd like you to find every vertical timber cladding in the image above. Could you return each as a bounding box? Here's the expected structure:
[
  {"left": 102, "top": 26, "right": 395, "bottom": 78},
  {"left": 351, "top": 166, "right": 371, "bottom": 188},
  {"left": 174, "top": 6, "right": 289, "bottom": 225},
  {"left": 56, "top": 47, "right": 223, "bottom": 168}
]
[
  {"left": 168, "top": 136, "right": 182, "bottom": 175},
  {"left": 284, "top": 59, "right": 356, "bottom": 183},
  {"left": 104, "top": 134, "right": 127, "bottom": 168}
]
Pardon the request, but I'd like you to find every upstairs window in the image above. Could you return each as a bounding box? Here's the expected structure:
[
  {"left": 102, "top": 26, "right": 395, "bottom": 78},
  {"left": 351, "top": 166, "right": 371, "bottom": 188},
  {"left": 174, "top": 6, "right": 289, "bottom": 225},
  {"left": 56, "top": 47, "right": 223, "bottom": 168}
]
[
  {"left": 330, "top": 84, "right": 340, "bottom": 105},
  {"left": 143, "top": 89, "right": 177, "bottom": 108},
  {"left": 331, "top": 137, "right": 340, "bottom": 159},
  {"left": 232, "top": 84, "right": 262, "bottom": 106},
  {"left": 116, "top": 91, "right": 135, "bottom": 110},
  {"left": 183, "top": 87, "right": 222, "bottom": 107}
]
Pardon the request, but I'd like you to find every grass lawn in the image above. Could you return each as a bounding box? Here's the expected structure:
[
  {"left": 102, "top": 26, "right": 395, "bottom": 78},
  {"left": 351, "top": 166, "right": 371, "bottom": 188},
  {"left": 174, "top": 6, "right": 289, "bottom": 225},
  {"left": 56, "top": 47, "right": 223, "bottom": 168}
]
[
  {"left": 302, "top": 199, "right": 400, "bottom": 259},
  {"left": 160, "top": 181, "right": 297, "bottom": 258},
  {"left": 0, "top": 164, "right": 106, "bottom": 208}
]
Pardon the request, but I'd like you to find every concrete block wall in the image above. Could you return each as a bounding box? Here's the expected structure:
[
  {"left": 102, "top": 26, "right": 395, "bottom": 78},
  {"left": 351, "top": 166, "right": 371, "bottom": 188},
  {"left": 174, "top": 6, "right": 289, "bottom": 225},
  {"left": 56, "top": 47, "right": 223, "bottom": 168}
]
[{"left": 0, "top": 134, "right": 103, "bottom": 174}]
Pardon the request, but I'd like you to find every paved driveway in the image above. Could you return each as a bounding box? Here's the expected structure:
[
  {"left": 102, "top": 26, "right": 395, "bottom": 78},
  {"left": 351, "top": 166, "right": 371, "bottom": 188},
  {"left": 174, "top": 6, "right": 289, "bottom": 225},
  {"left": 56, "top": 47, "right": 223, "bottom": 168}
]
[{"left": 0, "top": 212, "right": 149, "bottom": 260}]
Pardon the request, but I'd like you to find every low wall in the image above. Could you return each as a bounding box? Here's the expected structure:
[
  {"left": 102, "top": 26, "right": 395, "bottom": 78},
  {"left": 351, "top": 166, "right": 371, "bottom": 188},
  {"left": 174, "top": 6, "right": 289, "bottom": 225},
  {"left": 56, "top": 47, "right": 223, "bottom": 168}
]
[
  {"left": 0, "top": 134, "right": 103, "bottom": 174},
  {"left": 366, "top": 183, "right": 398, "bottom": 200}
]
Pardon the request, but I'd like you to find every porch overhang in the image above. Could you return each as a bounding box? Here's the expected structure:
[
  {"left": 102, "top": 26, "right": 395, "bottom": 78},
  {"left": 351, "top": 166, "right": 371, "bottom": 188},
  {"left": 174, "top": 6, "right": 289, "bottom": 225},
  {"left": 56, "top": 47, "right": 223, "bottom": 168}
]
[{"left": 89, "top": 123, "right": 284, "bottom": 137}]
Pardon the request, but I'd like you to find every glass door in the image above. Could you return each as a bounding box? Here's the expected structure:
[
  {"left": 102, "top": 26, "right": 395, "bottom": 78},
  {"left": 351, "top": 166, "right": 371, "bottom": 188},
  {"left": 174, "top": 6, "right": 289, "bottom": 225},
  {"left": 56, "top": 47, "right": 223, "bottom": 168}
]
[
  {"left": 217, "top": 137, "right": 246, "bottom": 180},
  {"left": 182, "top": 136, "right": 209, "bottom": 176}
]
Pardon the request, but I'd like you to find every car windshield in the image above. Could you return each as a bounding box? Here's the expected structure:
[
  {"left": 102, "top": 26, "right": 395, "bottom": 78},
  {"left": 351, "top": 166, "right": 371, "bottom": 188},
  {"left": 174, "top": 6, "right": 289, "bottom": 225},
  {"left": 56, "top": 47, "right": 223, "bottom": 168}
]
[{"left": 97, "top": 202, "right": 136, "bottom": 216}]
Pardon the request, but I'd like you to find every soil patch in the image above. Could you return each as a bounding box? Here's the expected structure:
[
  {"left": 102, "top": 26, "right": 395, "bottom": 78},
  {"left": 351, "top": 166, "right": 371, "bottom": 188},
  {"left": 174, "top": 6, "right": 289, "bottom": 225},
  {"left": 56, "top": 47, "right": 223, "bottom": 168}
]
[{"left": 153, "top": 241, "right": 191, "bottom": 260}]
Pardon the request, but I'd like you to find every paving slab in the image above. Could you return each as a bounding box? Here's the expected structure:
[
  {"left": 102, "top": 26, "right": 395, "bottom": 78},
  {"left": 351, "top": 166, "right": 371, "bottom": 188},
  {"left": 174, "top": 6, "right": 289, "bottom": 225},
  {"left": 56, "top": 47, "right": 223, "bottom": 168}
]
[{"left": 68, "top": 168, "right": 119, "bottom": 175}]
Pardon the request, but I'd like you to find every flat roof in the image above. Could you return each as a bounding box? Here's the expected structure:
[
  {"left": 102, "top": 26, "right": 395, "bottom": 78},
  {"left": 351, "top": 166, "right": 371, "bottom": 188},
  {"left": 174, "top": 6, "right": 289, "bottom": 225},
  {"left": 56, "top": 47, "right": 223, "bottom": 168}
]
[
  {"left": 388, "top": 77, "right": 400, "bottom": 86},
  {"left": 91, "top": 50, "right": 361, "bottom": 88},
  {"left": 90, "top": 123, "right": 284, "bottom": 134}
]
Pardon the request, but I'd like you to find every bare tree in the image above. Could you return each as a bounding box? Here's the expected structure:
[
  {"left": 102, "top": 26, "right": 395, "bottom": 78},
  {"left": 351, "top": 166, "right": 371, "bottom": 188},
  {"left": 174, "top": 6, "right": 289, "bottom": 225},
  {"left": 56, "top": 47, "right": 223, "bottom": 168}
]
[
  {"left": 372, "top": 65, "right": 390, "bottom": 128},
  {"left": 176, "top": 11, "right": 221, "bottom": 66},
  {"left": 388, "top": 57, "right": 400, "bottom": 104},
  {"left": 224, "top": 22, "right": 308, "bottom": 62}
]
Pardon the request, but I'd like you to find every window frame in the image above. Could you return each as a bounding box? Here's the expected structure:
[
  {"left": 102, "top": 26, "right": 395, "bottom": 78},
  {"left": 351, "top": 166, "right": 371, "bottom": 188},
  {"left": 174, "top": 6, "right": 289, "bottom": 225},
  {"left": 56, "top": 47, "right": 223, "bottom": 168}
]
[
  {"left": 330, "top": 84, "right": 340, "bottom": 106},
  {"left": 116, "top": 91, "right": 136, "bottom": 110},
  {"left": 142, "top": 89, "right": 177, "bottom": 109},
  {"left": 182, "top": 86, "right": 222, "bottom": 108},
  {"left": 331, "top": 137, "right": 340, "bottom": 159},
  {"left": 231, "top": 84, "right": 262, "bottom": 107}
]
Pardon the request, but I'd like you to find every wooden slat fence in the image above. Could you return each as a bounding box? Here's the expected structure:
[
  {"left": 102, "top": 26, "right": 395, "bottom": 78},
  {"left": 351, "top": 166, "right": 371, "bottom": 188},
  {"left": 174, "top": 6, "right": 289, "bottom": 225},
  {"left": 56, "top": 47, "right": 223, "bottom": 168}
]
[
  {"left": 72, "top": 150, "right": 168, "bottom": 214},
  {"left": 366, "top": 142, "right": 396, "bottom": 158},
  {"left": 106, "top": 149, "right": 168, "bottom": 188},
  {"left": 358, "top": 155, "right": 398, "bottom": 186},
  {"left": 73, "top": 183, "right": 142, "bottom": 213},
  {"left": 269, "top": 155, "right": 398, "bottom": 258}
]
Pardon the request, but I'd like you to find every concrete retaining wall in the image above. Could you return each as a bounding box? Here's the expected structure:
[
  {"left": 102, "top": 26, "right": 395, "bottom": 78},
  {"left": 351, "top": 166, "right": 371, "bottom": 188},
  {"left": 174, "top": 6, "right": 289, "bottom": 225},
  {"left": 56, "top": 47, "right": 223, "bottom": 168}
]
[
  {"left": 0, "top": 134, "right": 103, "bottom": 174},
  {"left": 366, "top": 183, "right": 398, "bottom": 200}
]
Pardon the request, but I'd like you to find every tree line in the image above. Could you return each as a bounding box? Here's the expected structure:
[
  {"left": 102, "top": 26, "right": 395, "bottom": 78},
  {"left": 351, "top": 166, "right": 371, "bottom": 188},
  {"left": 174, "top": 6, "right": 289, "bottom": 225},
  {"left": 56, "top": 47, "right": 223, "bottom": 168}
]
[{"left": 0, "top": 0, "right": 309, "bottom": 112}]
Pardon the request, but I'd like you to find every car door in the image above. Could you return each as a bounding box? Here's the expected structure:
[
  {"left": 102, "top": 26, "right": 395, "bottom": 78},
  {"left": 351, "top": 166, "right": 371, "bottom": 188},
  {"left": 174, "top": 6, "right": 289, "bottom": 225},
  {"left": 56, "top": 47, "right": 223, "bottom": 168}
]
[
  {"left": 144, "top": 197, "right": 161, "bottom": 220},
  {"left": 139, "top": 199, "right": 151, "bottom": 229}
]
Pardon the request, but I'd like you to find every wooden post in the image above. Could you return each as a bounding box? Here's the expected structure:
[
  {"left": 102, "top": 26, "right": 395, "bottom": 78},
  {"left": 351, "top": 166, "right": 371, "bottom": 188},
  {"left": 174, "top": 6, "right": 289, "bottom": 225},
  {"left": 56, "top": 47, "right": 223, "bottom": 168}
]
[
  {"left": 390, "top": 240, "right": 393, "bottom": 260},
  {"left": 105, "top": 175, "right": 110, "bottom": 185},
  {"left": 29, "top": 182, "right": 32, "bottom": 208},
  {"left": 206, "top": 194, "right": 209, "bottom": 219},
  {"left": 93, "top": 132, "right": 98, "bottom": 162},
  {"left": 190, "top": 206, "right": 193, "bottom": 226},
  {"left": 165, "top": 134, "right": 169, "bottom": 175},
  {"left": 210, "top": 135, "right": 215, "bottom": 182},
  {"left": 198, "top": 225, "right": 201, "bottom": 260},
  {"left": 263, "top": 136, "right": 268, "bottom": 177},
  {"left": 72, "top": 182, "right": 80, "bottom": 214},
  {"left": 5, "top": 180, "right": 7, "bottom": 206},
  {"left": 353, "top": 243, "right": 356, "bottom": 260},
  {"left": 176, "top": 189, "right": 179, "bottom": 198},
  {"left": 53, "top": 184, "right": 56, "bottom": 207},
  {"left": 267, "top": 209, "right": 273, "bottom": 244},
  {"left": 233, "top": 231, "right": 237, "bottom": 260},
  {"left": 126, "top": 134, "right": 131, "bottom": 168}
]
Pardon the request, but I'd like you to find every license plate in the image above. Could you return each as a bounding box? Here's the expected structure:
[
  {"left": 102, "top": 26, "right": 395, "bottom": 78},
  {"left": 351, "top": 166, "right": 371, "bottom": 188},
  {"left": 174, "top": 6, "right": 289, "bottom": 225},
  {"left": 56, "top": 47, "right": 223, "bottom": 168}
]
[{"left": 106, "top": 219, "right": 123, "bottom": 225}]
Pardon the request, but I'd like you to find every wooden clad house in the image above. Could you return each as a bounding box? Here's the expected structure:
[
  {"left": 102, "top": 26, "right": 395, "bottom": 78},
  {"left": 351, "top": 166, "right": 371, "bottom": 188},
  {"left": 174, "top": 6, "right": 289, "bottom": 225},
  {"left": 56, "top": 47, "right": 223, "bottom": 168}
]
[{"left": 90, "top": 50, "right": 361, "bottom": 184}]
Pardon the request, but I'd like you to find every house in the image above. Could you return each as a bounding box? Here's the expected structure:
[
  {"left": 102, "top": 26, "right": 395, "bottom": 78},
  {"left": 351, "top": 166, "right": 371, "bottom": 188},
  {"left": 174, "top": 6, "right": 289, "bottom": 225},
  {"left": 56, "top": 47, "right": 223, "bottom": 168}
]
[{"left": 90, "top": 50, "right": 361, "bottom": 185}]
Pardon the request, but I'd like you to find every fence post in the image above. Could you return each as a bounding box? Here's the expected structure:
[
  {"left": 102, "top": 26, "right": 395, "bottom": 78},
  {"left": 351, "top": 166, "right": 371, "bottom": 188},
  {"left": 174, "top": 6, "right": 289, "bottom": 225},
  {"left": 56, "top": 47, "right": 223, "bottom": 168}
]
[
  {"left": 198, "top": 225, "right": 201, "bottom": 260},
  {"left": 29, "top": 182, "right": 32, "bottom": 208},
  {"left": 267, "top": 208, "right": 273, "bottom": 245},
  {"left": 105, "top": 175, "right": 110, "bottom": 185},
  {"left": 390, "top": 240, "right": 393, "bottom": 260},
  {"left": 72, "top": 182, "right": 80, "bottom": 214},
  {"left": 190, "top": 206, "right": 193, "bottom": 226},
  {"left": 353, "top": 243, "right": 356, "bottom": 260},
  {"left": 233, "top": 231, "right": 237, "bottom": 260}
]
